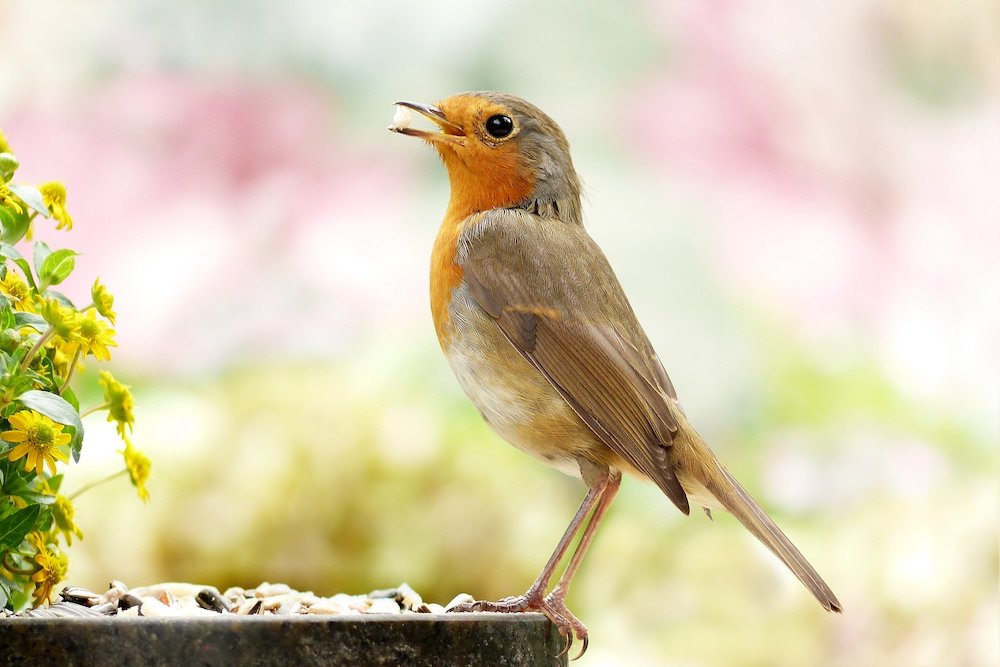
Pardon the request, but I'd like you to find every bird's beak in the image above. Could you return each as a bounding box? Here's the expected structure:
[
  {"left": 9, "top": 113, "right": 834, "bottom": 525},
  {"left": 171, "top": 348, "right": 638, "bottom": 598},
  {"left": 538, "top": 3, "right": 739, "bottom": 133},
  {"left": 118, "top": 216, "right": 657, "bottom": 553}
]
[{"left": 389, "top": 101, "right": 465, "bottom": 144}]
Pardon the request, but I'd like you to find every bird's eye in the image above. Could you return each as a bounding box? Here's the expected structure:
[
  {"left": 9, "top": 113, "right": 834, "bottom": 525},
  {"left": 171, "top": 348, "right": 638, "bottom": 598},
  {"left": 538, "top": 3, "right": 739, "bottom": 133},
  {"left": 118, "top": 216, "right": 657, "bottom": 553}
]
[{"left": 484, "top": 114, "right": 514, "bottom": 139}]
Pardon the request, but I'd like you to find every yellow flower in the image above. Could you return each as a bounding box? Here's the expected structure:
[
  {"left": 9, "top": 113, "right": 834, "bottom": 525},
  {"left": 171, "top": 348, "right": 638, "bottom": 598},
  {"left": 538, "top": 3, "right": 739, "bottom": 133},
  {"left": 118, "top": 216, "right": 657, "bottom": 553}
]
[
  {"left": 39, "top": 297, "right": 80, "bottom": 343},
  {"left": 121, "top": 437, "right": 151, "bottom": 502},
  {"left": 49, "top": 340, "right": 81, "bottom": 378},
  {"left": 99, "top": 371, "right": 134, "bottom": 436},
  {"left": 0, "top": 129, "right": 11, "bottom": 154},
  {"left": 0, "top": 270, "right": 34, "bottom": 312},
  {"left": 2, "top": 410, "right": 71, "bottom": 476},
  {"left": 0, "top": 182, "right": 23, "bottom": 215},
  {"left": 39, "top": 182, "right": 72, "bottom": 230},
  {"left": 75, "top": 310, "right": 116, "bottom": 361},
  {"left": 51, "top": 494, "right": 83, "bottom": 545},
  {"left": 27, "top": 532, "right": 67, "bottom": 607},
  {"left": 91, "top": 278, "right": 116, "bottom": 324}
]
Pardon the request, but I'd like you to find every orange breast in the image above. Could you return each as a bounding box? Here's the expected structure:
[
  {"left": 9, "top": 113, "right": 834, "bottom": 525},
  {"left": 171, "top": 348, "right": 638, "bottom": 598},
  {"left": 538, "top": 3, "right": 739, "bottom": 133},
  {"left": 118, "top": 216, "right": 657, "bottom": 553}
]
[
  {"left": 430, "top": 142, "right": 536, "bottom": 348},
  {"left": 430, "top": 212, "right": 466, "bottom": 347}
]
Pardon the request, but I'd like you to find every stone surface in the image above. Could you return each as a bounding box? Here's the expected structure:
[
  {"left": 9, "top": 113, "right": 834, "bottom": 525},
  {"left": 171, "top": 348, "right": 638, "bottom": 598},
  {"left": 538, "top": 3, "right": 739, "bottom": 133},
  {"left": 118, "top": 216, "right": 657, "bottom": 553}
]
[{"left": 0, "top": 612, "right": 568, "bottom": 666}]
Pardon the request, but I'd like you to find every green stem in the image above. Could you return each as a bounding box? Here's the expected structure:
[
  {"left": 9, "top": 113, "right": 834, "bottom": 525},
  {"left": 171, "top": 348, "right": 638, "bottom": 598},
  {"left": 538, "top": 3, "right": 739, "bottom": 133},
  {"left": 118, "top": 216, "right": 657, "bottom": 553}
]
[
  {"left": 1, "top": 550, "right": 37, "bottom": 576},
  {"left": 19, "top": 328, "right": 55, "bottom": 372},
  {"left": 80, "top": 402, "right": 110, "bottom": 419},
  {"left": 58, "top": 347, "right": 82, "bottom": 394},
  {"left": 67, "top": 469, "right": 127, "bottom": 501}
]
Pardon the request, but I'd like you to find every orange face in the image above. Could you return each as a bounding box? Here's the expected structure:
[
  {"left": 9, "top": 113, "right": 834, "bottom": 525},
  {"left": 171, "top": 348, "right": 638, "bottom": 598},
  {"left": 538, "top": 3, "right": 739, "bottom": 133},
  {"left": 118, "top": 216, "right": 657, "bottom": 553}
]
[
  {"left": 391, "top": 92, "right": 580, "bottom": 344},
  {"left": 392, "top": 95, "right": 536, "bottom": 220}
]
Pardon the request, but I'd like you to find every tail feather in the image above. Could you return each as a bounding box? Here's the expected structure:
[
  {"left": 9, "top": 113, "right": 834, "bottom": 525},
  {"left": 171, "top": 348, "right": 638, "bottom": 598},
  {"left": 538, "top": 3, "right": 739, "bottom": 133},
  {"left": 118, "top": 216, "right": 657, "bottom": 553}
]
[{"left": 706, "top": 466, "right": 843, "bottom": 613}]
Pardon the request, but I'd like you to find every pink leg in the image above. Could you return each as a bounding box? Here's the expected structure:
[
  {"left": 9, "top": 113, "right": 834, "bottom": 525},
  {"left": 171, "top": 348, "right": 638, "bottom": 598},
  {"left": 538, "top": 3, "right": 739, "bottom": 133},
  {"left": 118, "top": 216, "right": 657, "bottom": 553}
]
[
  {"left": 450, "top": 468, "right": 621, "bottom": 660},
  {"left": 544, "top": 470, "right": 622, "bottom": 657},
  {"left": 548, "top": 470, "right": 621, "bottom": 600},
  {"left": 518, "top": 475, "right": 610, "bottom": 601}
]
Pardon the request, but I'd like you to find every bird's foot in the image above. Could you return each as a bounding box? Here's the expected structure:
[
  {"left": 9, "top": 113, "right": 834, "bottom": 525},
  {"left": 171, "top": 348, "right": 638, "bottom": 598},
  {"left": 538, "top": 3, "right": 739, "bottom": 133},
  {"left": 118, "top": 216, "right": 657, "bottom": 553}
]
[
  {"left": 448, "top": 590, "right": 589, "bottom": 659},
  {"left": 542, "top": 592, "right": 588, "bottom": 659}
]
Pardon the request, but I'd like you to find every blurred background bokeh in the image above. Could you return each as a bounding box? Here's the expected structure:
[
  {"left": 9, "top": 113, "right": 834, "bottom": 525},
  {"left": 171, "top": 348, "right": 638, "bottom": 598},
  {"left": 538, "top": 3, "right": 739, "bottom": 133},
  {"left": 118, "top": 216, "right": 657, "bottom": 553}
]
[{"left": 2, "top": 1, "right": 997, "bottom": 665}]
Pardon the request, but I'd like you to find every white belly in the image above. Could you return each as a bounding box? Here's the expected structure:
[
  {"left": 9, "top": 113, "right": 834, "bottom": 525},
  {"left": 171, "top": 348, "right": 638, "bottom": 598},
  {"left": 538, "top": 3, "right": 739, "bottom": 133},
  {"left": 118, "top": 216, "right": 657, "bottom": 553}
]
[{"left": 443, "top": 287, "right": 588, "bottom": 479}]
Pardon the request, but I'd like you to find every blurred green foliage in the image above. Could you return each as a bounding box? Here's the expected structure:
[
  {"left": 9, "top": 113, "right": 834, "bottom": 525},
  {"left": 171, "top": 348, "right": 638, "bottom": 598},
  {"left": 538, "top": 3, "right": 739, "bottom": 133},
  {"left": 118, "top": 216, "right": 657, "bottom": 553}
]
[{"left": 68, "top": 322, "right": 997, "bottom": 665}]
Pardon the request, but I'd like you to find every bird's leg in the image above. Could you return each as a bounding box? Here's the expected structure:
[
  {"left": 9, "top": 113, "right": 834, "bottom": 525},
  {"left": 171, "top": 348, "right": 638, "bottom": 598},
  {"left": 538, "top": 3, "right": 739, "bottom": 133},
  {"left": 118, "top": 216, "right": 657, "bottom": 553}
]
[
  {"left": 547, "top": 469, "right": 621, "bottom": 601},
  {"left": 543, "top": 469, "right": 621, "bottom": 657},
  {"left": 449, "top": 466, "right": 619, "bottom": 659},
  {"left": 450, "top": 475, "right": 607, "bottom": 613}
]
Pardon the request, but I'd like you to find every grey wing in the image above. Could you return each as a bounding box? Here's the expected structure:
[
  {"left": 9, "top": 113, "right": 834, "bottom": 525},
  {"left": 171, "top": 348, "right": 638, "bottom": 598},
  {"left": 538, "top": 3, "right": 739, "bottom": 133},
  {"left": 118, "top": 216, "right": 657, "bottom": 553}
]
[{"left": 458, "top": 212, "right": 690, "bottom": 514}]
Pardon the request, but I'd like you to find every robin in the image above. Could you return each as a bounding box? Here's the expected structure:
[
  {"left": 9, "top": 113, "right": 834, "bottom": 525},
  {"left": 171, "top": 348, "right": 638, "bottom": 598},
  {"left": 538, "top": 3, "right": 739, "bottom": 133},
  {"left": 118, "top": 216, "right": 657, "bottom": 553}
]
[{"left": 390, "top": 92, "right": 841, "bottom": 655}]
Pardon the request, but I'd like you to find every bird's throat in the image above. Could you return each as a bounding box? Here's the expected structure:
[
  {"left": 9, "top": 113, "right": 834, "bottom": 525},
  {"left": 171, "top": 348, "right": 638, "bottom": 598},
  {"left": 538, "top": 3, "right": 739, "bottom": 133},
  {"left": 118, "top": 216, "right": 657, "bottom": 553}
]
[{"left": 438, "top": 146, "right": 536, "bottom": 222}]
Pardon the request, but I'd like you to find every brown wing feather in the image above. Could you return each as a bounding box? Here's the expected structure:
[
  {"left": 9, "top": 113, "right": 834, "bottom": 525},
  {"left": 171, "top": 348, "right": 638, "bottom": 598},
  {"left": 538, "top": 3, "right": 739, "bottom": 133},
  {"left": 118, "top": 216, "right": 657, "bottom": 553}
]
[{"left": 458, "top": 211, "right": 690, "bottom": 514}]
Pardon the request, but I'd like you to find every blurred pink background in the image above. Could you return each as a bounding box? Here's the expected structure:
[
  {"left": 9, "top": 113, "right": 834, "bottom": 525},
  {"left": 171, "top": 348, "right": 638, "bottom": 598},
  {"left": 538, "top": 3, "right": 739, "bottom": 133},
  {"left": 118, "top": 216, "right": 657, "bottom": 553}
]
[{"left": 2, "top": 2, "right": 997, "bottom": 665}]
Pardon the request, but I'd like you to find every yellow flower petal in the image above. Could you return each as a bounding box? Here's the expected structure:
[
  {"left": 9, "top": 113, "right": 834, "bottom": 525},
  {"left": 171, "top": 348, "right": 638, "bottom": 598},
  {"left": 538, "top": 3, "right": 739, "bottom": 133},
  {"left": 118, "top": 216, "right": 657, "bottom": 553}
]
[
  {"left": 91, "top": 279, "right": 116, "bottom": 324},
  {"left": 121, "top": 438, "right": 151, "bottom": 503},
  {"left": 25, "top": 449, "right": 39, "bottom": 474},
  {"left": 8, "top": 443, "right": 31, "bottom": 459},
  {"left": 8, "top": 411, "right": 31, "bottom": 430},
  {"left": 39, "top": 182, "right": 73, "bottom": 231},
  {"left": 3, "top": 410, "right": 72, "bottom": 477}
]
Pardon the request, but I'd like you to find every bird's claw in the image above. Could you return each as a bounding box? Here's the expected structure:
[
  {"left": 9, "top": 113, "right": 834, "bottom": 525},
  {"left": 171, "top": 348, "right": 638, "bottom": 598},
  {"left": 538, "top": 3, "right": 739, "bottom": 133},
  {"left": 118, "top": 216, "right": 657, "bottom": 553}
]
[
  {"left": 447, "top": 591, "right": 590, "bottom": 660},
  {"left": 446, "top": 595, "right": 532, "bottom": 614},
  {"left": 544, "top": 593, "right": 589, "bottom": 660}
]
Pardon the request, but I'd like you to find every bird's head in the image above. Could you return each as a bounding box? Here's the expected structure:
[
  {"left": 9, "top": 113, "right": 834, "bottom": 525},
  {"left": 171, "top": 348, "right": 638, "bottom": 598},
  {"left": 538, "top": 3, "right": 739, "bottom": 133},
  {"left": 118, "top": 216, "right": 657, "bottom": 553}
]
[{"left": 391, "top": 92, "right": 582, "bottom": 223}]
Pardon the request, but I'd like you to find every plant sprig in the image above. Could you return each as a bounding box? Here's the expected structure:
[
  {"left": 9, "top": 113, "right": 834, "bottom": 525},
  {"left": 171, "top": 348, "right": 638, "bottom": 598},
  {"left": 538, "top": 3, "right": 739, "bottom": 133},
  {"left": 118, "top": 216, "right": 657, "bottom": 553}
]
[{"left": 0, "top": 129, "right": 150, "bottom": 611}]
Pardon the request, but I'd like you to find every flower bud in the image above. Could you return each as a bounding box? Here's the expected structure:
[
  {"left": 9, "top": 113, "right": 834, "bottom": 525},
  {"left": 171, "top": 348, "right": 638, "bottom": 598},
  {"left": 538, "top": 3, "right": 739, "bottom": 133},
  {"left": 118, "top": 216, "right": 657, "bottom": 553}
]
[{"left": 0, "top": 152, "right": 18, "bottom": 179}]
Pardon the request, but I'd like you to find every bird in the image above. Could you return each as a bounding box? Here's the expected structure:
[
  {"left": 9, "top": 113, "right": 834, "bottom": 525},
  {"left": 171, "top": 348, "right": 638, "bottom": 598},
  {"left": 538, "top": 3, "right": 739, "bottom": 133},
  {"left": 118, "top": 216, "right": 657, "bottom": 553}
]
[{"left": 390, "top": 91, "right": 841, "bottom": 655}]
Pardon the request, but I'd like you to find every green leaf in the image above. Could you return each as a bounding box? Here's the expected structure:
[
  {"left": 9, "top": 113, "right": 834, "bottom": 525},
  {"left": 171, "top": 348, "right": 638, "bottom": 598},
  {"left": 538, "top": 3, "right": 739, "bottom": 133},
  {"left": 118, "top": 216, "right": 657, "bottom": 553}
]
[
  {"left": 0, "top": 243, "right": 35, "bottom": 289},
  {"left": 12, "top": 311, "right": 46, "bottom": 332},
  {"left": 0, "top": 578, "right": 10, "bottom": 609},
  {"left": 8, "top": 584, "right": 28, "bottom": 611},
  {"left": 0, "top": 204, "right": 31, "bottom": 246},
  {"left": 0, "top": 305, "right": 13, "bottom": 332},
  {"left": 6, "top": 344, "right": 28, "bottom": 373},
  {"left": 15, "top": 390, "right": 84, "bottom": 462},
  {"left": 48, "top": 473, "right": 63, "bottom": 493},
  {"left": 14, "top": 490, "right": 56, "bottom": 505},
  {"left": 0, "top": 504, "right": 40, "bottom": 550},
  {"left": 61, "top": 385, "right": 79, "bottom": 412},
  {"left": 32, "top": 241, "right": 51, "bottom": 279},
  {"left": 2, "top": 471, "right": 34, "bottom": 497},
  {"left": 37, "top": 507, "right": 53, "bottom": 533},
  {"left": 39, "top": 249, "right": 78, "bottom": 287},
  {"left": 45, "top": 290, "right": 76, "bottom": 309},
  {"left": 7, "top": 184, "right": 49, "bottom": 218}
]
